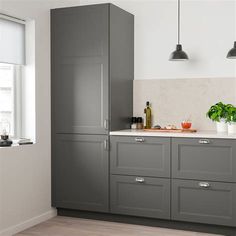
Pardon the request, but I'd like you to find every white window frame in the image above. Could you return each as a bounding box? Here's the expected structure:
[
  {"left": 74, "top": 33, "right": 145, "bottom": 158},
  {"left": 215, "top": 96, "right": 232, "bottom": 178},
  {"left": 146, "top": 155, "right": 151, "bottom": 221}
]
[{"left": 13, "top": 65, "right": 22, "bottom": 138}]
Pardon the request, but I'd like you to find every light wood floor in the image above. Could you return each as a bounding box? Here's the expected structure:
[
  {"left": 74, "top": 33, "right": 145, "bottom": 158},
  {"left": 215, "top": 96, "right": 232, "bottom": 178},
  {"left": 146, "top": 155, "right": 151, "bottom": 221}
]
[{"left": 15, "top": 216, "right": 222, "bottom": 236}]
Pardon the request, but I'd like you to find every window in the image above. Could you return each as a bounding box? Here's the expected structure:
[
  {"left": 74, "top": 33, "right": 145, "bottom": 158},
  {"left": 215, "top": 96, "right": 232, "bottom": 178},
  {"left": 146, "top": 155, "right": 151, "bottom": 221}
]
[
  {"left": 0, "top": 14, "right": 25, "bottom": 139},
  {"left": 0, "top": 63, "right": 21, "bottom": 137}
]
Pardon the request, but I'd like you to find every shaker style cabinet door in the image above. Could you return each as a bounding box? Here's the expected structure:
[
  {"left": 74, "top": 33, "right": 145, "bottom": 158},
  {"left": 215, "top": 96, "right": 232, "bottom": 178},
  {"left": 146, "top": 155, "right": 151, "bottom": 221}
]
[
  {"left": 110, "top": 136, "right": 170, "bottom": 177},
  {"left": 110, "top": 175, "right": 170, "bottom": 219},
  {"left": 172, "top": 138, "right": 236, "bottom": 182},
  {"left": 172, "top": 179, "right": 236, "bottom": 227},
  {"left": 51, "top": 5, "right": 109, "bottom": 134},
  {"left": 52, "top": 134, "right": 109, "bottom": 212}
]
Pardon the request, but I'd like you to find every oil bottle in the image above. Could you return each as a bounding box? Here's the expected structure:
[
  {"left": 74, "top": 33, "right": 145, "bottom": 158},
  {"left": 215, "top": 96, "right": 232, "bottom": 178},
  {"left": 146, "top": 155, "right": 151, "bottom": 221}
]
[{"left": 144, "top": 101, "right": 152, "bottom": 129}]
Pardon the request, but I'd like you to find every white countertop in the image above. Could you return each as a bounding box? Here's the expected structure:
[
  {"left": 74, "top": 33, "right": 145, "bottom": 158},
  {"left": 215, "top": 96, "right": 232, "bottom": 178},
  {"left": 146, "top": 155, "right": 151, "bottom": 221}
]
[{"left": 110, "top": 129, "right": 236, "bottom": 139}]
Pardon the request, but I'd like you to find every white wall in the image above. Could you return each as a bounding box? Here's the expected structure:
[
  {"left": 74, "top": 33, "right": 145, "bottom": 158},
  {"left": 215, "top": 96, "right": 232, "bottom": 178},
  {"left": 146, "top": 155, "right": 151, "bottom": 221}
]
[
  {"left": 0, "top": 1, "right": 80, "bottom": 235},
  {"left": 80, "top": 0, "right": 236, "bottom": 79}
]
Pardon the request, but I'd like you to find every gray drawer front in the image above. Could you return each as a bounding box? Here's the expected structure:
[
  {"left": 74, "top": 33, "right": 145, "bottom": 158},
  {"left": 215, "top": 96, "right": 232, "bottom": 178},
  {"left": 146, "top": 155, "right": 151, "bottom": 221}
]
[
  {"left": 172, "top": 179, "right": 236, "bottom": 226},
  {"left": 172, "top": 138, "right": 236, "bottom": 182},
  {"left": 110, "top": 175, "right": 170, "bottom": 219},
  {"left": 110, "top": 136, "right": 170, "bottom": 177}
]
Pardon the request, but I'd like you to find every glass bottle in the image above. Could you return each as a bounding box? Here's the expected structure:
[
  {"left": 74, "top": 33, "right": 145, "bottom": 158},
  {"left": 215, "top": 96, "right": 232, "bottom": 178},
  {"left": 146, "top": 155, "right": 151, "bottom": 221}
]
[{"left": 144, "top": 101, "right": 152, "bottom": 129}]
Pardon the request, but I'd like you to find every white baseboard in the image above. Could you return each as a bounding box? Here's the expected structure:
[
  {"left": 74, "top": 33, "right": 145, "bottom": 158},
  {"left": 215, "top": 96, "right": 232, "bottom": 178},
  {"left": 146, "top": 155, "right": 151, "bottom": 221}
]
[{"left": 0, "top": 209, "right": 57, "bottom": 236}]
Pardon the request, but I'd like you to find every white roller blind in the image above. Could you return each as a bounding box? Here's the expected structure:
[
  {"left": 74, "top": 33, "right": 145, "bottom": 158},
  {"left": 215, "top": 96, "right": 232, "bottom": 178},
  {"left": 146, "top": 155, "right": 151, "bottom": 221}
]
[{"left": 0, "top": 16, "right": 25, "bottom": 65}]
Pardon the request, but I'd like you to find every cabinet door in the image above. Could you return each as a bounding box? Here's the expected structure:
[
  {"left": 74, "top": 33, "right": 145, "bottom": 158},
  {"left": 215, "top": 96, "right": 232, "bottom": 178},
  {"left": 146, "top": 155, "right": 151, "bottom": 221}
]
[
  {"left": 52, "top": 134, "right": 109, "bottom": 212},
  {"left": 110, "top": 175, "right": 170, "bottom": 219},
  {"left": 172, "top": 179, "right": 236, "bottom": 227},
  {"left": 51, "top": 5, "right": 109, "bottom": 134},
  {"left": 110, "top": 136, "right": 170, "bottom": 177},
  {"left": 172, "top": 138, "right": 236, "bottom": 182}
]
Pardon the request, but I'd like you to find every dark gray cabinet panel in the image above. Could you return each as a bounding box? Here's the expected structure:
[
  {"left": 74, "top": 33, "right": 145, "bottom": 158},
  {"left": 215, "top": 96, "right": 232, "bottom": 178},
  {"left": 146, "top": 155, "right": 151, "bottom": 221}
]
[
  {"left": 172, "top": 179, "right": 236, "bottom": 226},
  {"left": 110, "top": 4, "right": 134, "bottom": 131},
  {"left": 110, "top": 136, "right": 170, "bottom": 177},
  {"left": 51, "top": 5, "right": 109, "bottom": 134},
  {"left": 52, "top": 5, "right": 109, "bottom": 58},
  {"left": 51, "top": 4, "right": 133, "bottom": 135},
  {"left": 172, "top": 138, "right": 236, "bottom": 182},
  {"left": 110, "top": 175, "right": 170, "bottom": 219},
  {"left": 53, "top": 58, "right": 109, "bottom": 134},
  {"left": 52, "top": 134, "right": 109, "bottom": 212}
]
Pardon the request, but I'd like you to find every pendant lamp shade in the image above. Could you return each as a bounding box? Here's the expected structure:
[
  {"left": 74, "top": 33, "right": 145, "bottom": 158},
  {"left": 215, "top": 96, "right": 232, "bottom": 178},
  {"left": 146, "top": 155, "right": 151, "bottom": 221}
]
[
  {"left": 169, "top": 0, "right": 189, "bottom": 61},
  {"left": 226, "top": 41, "right": 236, "bottom": 59},
  {"left": 169, "top": 44, "right": 188, "bottom": 61}
]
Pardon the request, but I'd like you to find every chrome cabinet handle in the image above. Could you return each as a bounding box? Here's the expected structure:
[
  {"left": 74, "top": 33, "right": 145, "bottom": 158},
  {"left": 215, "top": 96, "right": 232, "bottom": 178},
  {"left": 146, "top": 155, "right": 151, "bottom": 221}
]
[
  {"left": 198, "top": 182, "right": 210, "bottom": 188},
  {"left": 135, "top": 137, "right": 144, "bottom": 143},
  {"left": 104, "top": 119, "right": 109, "bottom": 130},
  {"left": 104, "top": 139, "right": 109, "bottom": 151},
  {"left": 199, "top": 139, "right": 210, "bottom": 144},
  {"left": 135, "top": 177, "right": 145, "bottom": 183}
]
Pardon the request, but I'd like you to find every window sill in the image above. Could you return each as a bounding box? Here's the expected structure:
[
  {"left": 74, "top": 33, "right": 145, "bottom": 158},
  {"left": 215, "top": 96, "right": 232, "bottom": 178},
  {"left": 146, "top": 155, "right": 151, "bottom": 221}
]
[{"left": 0, "top": 139, "right": 34, "bottom": 148}]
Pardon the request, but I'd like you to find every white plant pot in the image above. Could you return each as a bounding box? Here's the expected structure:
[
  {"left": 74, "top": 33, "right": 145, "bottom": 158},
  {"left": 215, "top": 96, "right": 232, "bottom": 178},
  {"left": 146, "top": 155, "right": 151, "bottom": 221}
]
[
  {"left": 228, "top": 123, "right": 236, "bottom": 134},
  {"left": 216, "top": 121, "right": 227, "bottom": 133}
]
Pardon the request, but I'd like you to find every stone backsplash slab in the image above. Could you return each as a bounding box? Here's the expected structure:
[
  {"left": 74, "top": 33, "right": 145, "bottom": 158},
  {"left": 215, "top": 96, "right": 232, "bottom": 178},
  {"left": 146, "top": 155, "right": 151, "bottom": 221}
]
[{"left": 133, "top": 78, "right": 236, "bottom": 130}]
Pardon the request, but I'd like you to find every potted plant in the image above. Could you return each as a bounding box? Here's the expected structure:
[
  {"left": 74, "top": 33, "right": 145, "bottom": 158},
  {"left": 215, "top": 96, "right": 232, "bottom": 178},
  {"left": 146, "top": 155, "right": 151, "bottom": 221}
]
[
  {"left": 226, "top": 104, "right": 236, "bottom": 134},
  {"left": 206, "top": 102, "right": 227, "bottom": 132}
]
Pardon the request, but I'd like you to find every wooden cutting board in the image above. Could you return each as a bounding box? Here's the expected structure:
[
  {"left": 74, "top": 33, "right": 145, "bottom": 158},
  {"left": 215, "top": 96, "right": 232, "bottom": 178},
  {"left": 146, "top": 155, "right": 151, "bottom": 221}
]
[{"left": 143, "top": 128, "right": 197, "bottom": 133}]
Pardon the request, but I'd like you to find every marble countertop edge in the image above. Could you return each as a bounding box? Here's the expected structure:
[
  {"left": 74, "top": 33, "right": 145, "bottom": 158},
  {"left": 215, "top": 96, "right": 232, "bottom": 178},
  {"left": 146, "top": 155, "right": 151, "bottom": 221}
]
[{"left": 109, "top": 129, "right": 236, "bottom": 139}]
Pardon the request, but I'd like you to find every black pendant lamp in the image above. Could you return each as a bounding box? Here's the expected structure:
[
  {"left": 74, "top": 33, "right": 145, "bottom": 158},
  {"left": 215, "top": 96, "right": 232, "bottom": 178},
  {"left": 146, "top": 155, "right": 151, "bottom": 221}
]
[
  {"left": 226, "top": 41, "right": 236, "bottom": 59},
  {"left": 169, "top": 0, "right": 189, "bottom": 61}
]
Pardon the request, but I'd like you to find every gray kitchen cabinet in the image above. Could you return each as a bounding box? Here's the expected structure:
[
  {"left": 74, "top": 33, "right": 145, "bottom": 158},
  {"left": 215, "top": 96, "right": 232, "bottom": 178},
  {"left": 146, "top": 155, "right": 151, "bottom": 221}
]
[
  {"left": 110, "top": 136, "right": 170, "bottom": 177},
  {"left": 51, "top": 4, "right": 133, "bottom": 135},
  {"left": 172, "top": 138, "right": 236, "bottom": 182},
  {"left": 51, "top": 3, "right": 133, "bottom": 213},
  {"left": 51, "top": 4, "right": 109, "bottom": 135},
  {"left": 110, "top": 175, "right": 170, "bottom": 219},
  {"left": 52, "top": 134, "right": 109, "bottom": 212},
  {"left": 172, "top": 179, "right": 236, "bottom": 227}
]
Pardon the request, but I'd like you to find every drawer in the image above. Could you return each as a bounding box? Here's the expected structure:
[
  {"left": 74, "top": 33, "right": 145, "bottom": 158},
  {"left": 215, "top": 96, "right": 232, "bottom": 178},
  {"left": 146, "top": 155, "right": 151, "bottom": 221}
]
[
  {"left": 110, "top": 136, "right": 170, "bottom": 177},
  {"left": 172, "top": 138, "right": 236, "bottom": 182},
  {"left": 172, "top": 179, "right": 236, "bottom": 226},
  {"left": 110, "top": 175, "right": 170, "bottom": 219}
]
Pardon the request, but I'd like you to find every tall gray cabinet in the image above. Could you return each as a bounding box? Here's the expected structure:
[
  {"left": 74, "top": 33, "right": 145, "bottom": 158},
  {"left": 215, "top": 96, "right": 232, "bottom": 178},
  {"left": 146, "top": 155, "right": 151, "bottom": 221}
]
[{"left": 51, "top": 4, "right": 134, "bottom": 212}]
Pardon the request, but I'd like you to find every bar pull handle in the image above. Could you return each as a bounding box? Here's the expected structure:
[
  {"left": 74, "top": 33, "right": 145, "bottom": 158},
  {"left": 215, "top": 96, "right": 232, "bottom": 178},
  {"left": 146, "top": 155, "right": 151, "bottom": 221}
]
[
  {"left": 104, "top": 119, "right": 109, "bottom": 130},
  {"left": 135, "top": 137, "right": 144, "bottom": 143},
  {"left": 104, "top": 139, "right": 109, "bottom": 151},
  {"left": 198, "top": 182, "right": 210, "bottom": 188},
  {"left": 135, "top": 177, "right": 145, "bottom": 183},
  {"left": 199, "top": 139, "right": 210, "bottom": 144}
]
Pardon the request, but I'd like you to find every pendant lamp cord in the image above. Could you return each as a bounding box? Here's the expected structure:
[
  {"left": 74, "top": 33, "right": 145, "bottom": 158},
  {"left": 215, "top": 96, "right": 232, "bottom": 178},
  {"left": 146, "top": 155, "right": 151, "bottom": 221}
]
[{"left": 178, "top": 0, "right": 180, "bottom": 44}]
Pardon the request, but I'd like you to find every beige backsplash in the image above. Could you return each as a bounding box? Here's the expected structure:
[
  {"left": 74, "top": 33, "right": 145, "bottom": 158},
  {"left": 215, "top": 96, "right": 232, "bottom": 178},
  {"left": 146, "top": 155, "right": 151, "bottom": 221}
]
[{"left": 133, "top": 78, "right": 236, "bottom": 131}]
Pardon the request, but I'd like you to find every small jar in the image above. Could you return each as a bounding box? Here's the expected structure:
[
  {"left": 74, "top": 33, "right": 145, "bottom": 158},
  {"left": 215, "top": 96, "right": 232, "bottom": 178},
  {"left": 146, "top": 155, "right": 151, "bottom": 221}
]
[
  {"left": 181, "top": 119, "right": 192, "bottom": 129},
  {"left": 136, "top": 117, "right": 143, "bottom": 129},
  {"left": 131, "top": 117, "right": 137, "bottom": 129}
]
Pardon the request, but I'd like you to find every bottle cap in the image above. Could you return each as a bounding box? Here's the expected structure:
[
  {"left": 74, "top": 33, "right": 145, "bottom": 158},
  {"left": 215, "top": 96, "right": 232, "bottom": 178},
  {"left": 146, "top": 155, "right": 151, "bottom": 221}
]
[
  {"left": 137, "top": 117, "right": 143, "bottom": 123},
  {"left": 146, "top": 101, "right": 150, "bottom": 106},
  {"left": 131, "top": 117, "right": 137, "bottom": 123}
]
